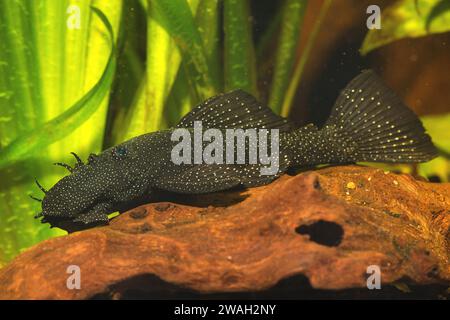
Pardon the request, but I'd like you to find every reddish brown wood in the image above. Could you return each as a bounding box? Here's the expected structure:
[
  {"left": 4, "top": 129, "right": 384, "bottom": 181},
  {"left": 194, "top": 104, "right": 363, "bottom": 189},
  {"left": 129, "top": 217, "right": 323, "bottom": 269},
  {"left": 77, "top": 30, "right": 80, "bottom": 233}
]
[{"left": 0, "top": 165, "right": 448, "bottom": 299}]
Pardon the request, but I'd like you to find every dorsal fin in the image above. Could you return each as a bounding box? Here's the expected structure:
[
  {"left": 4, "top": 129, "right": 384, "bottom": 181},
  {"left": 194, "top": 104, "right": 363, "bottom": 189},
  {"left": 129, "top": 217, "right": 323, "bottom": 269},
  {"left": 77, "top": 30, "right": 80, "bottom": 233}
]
[{"left": 176, "top": 90, "right": 296, "bottom": 132}]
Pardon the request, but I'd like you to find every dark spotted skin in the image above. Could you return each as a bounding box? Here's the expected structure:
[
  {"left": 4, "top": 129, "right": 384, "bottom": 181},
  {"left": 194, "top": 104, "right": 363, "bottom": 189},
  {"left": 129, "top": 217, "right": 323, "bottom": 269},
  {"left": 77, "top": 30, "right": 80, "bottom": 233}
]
[
  {"left": 35, "top": 71, "right": 437, "bottom": 232},
  {"left": 40, "top": 131, "right": 172, "bottom": 231},
  {"left": 41, "top": 129, "right": 284, "bottom": 231}
]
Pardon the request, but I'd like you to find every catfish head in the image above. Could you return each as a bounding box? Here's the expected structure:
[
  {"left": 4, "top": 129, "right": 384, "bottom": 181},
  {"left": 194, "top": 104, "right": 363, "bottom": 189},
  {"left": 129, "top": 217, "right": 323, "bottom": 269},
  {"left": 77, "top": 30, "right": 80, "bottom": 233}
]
[{"left": 32, "top": 143, "right": 149, "bottom": 233}]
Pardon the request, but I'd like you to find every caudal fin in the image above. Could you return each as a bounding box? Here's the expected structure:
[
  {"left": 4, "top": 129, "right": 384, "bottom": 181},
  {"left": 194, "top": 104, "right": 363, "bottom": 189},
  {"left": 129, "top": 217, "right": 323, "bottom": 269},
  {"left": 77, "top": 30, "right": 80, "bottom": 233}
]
[{"left": 324, "top": 70, "right": 437, "bottom": 163}]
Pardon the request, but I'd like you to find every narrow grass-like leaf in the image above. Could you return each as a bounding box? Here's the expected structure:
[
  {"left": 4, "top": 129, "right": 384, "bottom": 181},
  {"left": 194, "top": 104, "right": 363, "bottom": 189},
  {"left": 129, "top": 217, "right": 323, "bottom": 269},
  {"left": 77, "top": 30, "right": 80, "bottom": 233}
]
[
  {"left": 117, "top": 12, "right": 181, "bottom": 140},
  {"left": 269, "top": 0, "right": 307, "bottom": 113},
  {"left": 151, "top": 0, "right": 217, "bottom": 100},
  {"left": 418, "top": 114, "right": 450, "bottom": 182},
  {"left": 0, "top": 7, "right": 116, "bottom": 169},
  {"left": 105, "top": 1, "right": 146, "bottom": 147},
  {"left": 196, "top": 0, "right": 221, "bottom": 91},
  {"left": 165, "top": 67, "right": 195, "bottom": 127},
  {"left": 164, "top": 0, "right": 221, "bottom": 127},
  {"left": 256, "top": 8, "right": 283, "bottom": 60},
  {"left": 282, "top": 0, "right": 331, "bottom": 117},
  {"left": 0, "top": 1, "right": 121, "bottom": 265},
  {"left": 426, "top": 0, "right": 450, "bottom": 30},
  {"left": 114, "top": 0, "right": 201, "bottom": 143},
  {"left": 361, "top": 0, "right": 450, "bottom": 55},
  {"left": 223, "top": 0, "right": 258, "bottom": 97}
]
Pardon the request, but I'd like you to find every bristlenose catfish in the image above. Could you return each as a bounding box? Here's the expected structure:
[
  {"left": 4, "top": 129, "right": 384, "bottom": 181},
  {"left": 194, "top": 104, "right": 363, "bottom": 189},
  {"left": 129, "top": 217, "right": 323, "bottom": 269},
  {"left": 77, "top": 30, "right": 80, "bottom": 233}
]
[{"left": 32, "top": 70, "right": 437, "bottom": 232}]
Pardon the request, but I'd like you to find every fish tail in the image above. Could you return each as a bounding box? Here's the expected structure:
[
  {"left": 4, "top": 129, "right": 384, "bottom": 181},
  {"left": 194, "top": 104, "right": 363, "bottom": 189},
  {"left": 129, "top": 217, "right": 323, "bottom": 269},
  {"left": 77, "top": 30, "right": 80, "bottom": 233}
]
[{"left": 321, "top": 70, "right": 437, "bottom": 163}]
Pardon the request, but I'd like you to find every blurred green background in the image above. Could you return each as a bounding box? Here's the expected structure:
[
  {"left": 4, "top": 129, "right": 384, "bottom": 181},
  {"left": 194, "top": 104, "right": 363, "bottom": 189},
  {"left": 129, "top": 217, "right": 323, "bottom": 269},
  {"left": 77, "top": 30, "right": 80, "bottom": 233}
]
[{"left": 0, "top": 0, "right": 449, "bottom": 266}]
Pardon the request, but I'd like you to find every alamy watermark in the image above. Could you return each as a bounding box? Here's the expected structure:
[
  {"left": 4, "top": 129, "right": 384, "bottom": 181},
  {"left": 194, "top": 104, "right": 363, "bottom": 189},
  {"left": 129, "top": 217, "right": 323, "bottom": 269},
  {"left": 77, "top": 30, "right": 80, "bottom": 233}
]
[
  {"left": 366, "top": 265, "right": 381, "bottom": 289},
  {"left": 67, "top": 5, "right": 81, "bottom": 30},
  {"left": 171, "top": 121, "right": 280, "bottom": 175},
  {"left": 367, "top": 5, "right": 381, "bottom": 30},
  {"left": 66, "top": 265, "right": 81, "bottom": 290}
]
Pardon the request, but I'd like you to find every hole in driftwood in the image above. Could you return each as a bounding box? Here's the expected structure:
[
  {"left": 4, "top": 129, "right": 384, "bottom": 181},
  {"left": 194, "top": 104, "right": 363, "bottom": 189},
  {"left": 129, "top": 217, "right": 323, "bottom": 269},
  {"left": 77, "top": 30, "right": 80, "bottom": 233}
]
[
  {"left": 427, "top": 175, "right": 441, "bottom": 183},
  {"left": 295, "top": 220, "right": 344, "bottom": 247}
]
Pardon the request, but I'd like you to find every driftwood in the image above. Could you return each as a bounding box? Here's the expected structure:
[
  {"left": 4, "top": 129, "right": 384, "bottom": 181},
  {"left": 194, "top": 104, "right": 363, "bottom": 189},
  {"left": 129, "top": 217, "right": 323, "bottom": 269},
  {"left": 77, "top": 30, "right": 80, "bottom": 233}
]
[{"left": 0, "top": 165, "right": 449, "bottom": 299}]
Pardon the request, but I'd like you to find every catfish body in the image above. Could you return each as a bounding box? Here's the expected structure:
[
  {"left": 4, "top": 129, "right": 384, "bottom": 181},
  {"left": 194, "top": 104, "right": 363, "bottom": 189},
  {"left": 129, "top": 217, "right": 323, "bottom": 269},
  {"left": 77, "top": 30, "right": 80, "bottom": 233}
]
[{"left": 34, "top": 70, "right": 437, "bottom": 232}]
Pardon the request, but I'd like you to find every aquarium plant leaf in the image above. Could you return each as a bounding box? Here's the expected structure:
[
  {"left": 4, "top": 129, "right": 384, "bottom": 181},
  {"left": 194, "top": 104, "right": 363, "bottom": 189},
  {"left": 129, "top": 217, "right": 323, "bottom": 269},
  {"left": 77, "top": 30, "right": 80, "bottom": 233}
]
[
  {"left": 144, "top": 3, "right": 183, "bottom": 132},
  {"left": 361, "top": 0, "right": 450, "bottom": 55},
  {"left": 268, "top": 0, "right": 307, "bottom": 114},
  {"left": 164, "top": 0, "right": 221, "bottom": 128},
  {"left": 223, "top": 0, "right": 258, "bottom": 97},
  {"left": 426, "top": 0, "right": 450, "bottom": 31},
  {"left": 0, "top": 7, "right": 116, "bottom": 169},
  {"left": 256, "top": 8, "right": 283, "bottom": 60},
  {"left": 115, "top": 2, "right": 182, "bottom": 141},
  {"left": 165, "top": 68, "right": 194, "bottom": 128},
  {"left": 196, "top": 0, "right": 221, "bottom": 91},
  {"left": 418, "top": 114, "right": 450, "bottom": 182},
  {"left": 114, "top": 0, "right": 202, "bottom": 143},
  {"left": 105, "top": 0, "right": 146, "bottom": 148},
  {"left": 282, "top": 0, "right": 332, "bottom": 117},
  {"left": 150, "top": 0, "right": 217, "bottom": 101},
  {"left": 0, "top": 0, "right": 121, "bottom": 265}
]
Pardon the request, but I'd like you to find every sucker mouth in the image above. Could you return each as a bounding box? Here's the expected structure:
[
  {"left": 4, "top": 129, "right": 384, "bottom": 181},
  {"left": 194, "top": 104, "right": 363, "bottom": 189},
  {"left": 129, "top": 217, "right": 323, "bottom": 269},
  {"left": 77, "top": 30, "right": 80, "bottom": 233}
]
[
  {"left": 39, "top": 215, "right": 107, "bottom": 233},
  {"left": 36, "top": 201, "right": 103, "bottom": 233}
]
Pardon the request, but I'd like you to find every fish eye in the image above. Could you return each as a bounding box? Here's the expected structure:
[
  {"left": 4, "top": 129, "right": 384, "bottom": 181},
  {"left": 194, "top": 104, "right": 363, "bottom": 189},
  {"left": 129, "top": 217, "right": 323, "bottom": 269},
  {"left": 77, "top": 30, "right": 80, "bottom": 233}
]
[
  {"left": 112, "top": 146, "right": 128, "bottom": 159},
  {"left": 88, "top": 153, "right": 98, "bottom": 164}
]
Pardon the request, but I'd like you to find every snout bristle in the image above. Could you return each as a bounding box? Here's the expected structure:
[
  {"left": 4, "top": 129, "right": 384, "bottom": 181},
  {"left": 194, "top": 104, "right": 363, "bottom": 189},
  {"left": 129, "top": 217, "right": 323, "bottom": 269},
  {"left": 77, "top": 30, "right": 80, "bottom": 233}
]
[
  {"left": 54, "top": 162, "right": 74, "bottom": 173},
  {"left": 34, "top": 178, "right": 47, "bottom": 194},
  {"left": 34, "top": 212, "right": 43, "bottom": 219},
  {"left": 70, "top": 152, "right": 84, "bottom": 167},
  {"left": 29, "top": 195, "right": 42, "bottom": 202}
]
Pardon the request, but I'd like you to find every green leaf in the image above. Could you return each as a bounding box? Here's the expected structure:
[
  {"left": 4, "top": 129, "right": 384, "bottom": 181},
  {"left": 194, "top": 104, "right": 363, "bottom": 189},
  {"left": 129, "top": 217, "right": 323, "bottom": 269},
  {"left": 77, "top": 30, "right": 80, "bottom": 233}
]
[
  {"left": 223, "top": 0, "right": 258, "bottom": 97},
  {"left": 418, "top": 114, "right": 450, "bottom": 182},
  {"left": 282, "top": 0, "right": 332, "bottom": 117},
  {"left": 150, "top": 0, "right": 217, "bottom": 100},
  {"left": 256, "top": 8, "right": 283, "bottom": 60},
  {"left": 361, "top": 0, "right": 450, "bottom": 55},
  {"left": 196, "top": 0, "right": 221, "bottom": 91},
  {"left": 116, "top": 4, "right": 182, "bottom": 140},
  {"left": 422, "top": 114, "right": 450, "bottom": 152},
  {"left": 164, "top": 0, "right": 222, "bottom": 128},
  {"left": 165, "top": 67, "right": 195, "bottom": 128},
  {"left": 269, "top": 0, "right": 307, "bottom": 113},
  {"left": 0, "top": 7, "right": 117, "bottom": 169},
  {"left": 0, "top": 0, "right": 122, "bottom": 265},
  {"left": 426, "top": 0, "right": 450, "bottom": 31},
  {"left": 114, "top": 0, "right": 202, "bottom": 143},
  {"left": 105, "top": 0, "right": 146, "bottom": 147}
]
